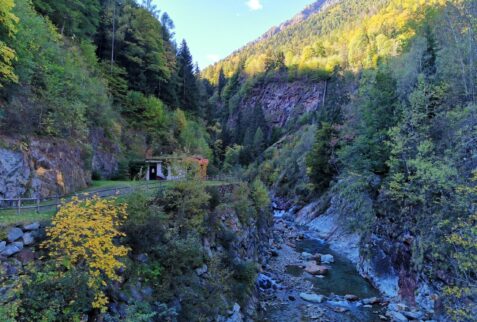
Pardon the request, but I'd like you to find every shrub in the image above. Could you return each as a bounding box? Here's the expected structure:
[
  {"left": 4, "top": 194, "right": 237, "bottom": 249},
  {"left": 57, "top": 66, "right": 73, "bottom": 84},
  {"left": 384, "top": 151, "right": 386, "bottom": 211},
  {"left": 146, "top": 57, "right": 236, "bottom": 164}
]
[
  {"left": 18, "top": 266, "right": 93, "bottom": 322},
  {"left": 251, "top": 178, "right": 270, "bottom": 211},
  {"left": 42, "top": 195, "right": 129, "bottom": 310},
  {"left": 155, "top": 180, "right": 211, "bottom": 234},
  {"left": 122, "top": 192, "right": 167, "bottom": 254},
  {"left": 231, "top": 183, "right": 256, "bottom": 224},
  {"left": 232, "top": 261, "right": 258, "bottom": 305}
]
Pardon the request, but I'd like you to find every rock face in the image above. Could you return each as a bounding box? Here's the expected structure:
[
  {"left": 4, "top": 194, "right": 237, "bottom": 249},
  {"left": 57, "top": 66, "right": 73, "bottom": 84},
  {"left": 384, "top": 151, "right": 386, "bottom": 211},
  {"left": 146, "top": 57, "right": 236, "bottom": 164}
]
[
  {"left": 0, "top": 136, "right": 91, "bottom": 199},
  {"left": 0, "top": 147, "right": 30, "bottom": 200},
  {"left": 294, "top": 192, "right": 441, "bottom": 318},
  {"left": 90, "top": 128, "right": 120, "bottom": 179},
  {"left": 226, "top": 79, "right": 325, "bottom": 131}
]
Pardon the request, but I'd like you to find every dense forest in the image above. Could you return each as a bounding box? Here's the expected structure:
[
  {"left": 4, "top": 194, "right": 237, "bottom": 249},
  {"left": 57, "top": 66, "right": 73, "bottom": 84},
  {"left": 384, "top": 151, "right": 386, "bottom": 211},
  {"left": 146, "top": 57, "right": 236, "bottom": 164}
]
[
  {"left": 0, "top": 0, "right": 476, "bottom": 321},
  {"left": 0, "top": 0, "right": 213, "bottom": 171}
]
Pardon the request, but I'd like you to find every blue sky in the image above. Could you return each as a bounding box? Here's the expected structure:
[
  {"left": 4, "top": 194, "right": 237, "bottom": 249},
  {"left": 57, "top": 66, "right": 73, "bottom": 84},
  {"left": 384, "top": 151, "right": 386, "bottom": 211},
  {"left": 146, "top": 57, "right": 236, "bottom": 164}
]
[{"left": 154, "top": 0, "right": 316, "bottom": 69}]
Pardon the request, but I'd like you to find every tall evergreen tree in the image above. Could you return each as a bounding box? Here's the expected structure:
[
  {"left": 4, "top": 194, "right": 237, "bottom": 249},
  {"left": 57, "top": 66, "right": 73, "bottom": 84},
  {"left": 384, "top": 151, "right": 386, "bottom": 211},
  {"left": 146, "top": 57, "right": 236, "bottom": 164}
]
[
  {"left": 177, "top": 39, "right": 199, "bottom": 112},
  {"left": 217, "top": 68, "right": 226, "bottom": 97},
  {"left": 32, "top": 0, "right": 101, "bottom": 40}
]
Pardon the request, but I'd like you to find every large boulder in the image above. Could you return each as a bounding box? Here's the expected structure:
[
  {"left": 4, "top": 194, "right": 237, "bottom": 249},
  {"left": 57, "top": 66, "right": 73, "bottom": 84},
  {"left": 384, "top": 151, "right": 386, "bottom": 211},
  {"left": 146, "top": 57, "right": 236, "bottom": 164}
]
[
  {"left": 300, "top": 293, "right": 325, "bottom": 303},
  {"left": 320, "top": 254, "right": 334, "bottom": 264},
  {"left": 7, "top": 227, "right": 23, "bottom": 242},
  {"left": 1, "top": 242, "right": 23, "bottom": 257},
  {"left": 23, "top": 222, "right": 40, "bottom": 231},
  {"left": 0, "top": 241, "right": 6, "bottom": 252},
  {"left": 386, "top": 310, "right": 408, "bottom": 322},
  {"left": 22, "top": 232, "right": 35, "bottom": 246},
  {"left": 344, "top": 294, "right": 359, "bottom": 301},
  {"left": 304, "top": 261, "right": 329, "bottom": 275}
]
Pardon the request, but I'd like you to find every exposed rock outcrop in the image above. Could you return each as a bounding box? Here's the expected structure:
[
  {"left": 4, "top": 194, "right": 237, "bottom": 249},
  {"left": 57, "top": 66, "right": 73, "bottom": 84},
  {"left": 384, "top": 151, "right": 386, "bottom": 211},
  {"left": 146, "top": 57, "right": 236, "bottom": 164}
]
[
  {"left": 90, "top": 128, "right": 120, "bottom": 179},
  {"left": 294, "top": 198, "right": 440, "bottom": 319},
  {"left": 0, "top": 136, "right": 91, "bottom": 199},
  {"left": 226, "top": 79, "right": 325, "bottom": 131}
]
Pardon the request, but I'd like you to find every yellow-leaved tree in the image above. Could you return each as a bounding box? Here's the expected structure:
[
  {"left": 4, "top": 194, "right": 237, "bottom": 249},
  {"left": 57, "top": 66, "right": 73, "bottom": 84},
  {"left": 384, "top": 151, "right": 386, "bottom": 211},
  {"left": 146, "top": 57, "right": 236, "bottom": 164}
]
[
  {"left": 0, "top": 0, "right": 19, "bottom": 86},
  {"left": 42, "top": 195, "right": 129, "bottom": 310}
]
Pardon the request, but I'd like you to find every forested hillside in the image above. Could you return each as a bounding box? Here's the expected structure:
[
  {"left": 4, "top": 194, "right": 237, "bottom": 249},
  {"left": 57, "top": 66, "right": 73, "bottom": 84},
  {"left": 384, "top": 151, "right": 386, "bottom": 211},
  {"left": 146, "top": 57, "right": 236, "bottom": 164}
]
[
  {"left": 204, "top": 0, "right": 477, "bottom": 320},
  {"left": 1, "top": 0, "right": 477, "bottom": 321},
  {"left": 0, "top": 0, "right": 212, "bottom": 183}
]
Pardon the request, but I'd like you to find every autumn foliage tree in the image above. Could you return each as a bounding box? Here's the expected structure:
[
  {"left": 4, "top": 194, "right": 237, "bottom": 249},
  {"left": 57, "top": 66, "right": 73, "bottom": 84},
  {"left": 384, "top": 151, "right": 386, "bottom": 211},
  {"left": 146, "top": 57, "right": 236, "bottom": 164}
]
[{"left": 42, "top": 195, "right": 129, "bottom": 310}]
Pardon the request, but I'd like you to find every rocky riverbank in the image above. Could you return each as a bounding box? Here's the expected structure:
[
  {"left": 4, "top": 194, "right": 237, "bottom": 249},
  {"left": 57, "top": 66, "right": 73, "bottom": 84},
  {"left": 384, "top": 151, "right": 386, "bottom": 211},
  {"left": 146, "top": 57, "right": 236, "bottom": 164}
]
[{"left": 257, "top": 207, "right": 434, "bottom": 322}]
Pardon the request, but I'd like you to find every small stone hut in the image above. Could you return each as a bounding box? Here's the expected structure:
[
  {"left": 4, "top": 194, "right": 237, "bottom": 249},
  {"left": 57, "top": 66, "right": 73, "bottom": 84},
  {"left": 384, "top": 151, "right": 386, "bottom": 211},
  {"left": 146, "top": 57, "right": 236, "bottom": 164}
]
[{"left": 145, "top": 155, "right": 209, "bottom": 181}]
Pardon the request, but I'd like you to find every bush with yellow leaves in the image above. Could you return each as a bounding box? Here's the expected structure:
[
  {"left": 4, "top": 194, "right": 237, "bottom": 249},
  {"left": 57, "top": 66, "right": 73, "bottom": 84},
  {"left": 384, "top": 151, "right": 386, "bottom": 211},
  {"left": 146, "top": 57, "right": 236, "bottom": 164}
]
[{"left": 42, "top": 195, "right": 129, "bottom": 310}]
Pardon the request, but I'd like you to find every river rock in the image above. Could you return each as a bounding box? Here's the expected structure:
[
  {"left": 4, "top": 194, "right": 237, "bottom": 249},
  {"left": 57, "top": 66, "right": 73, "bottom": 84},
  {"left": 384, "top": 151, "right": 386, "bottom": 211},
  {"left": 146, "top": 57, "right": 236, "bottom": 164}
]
[
  {"left": 301, "top": 251, "right": 313, "bottom": 260},
  {"left": 7, "top": 228, "right": 23, "bottom": 242},
  {"left": 402, "top": 311, "right": 424, "bottom": 320},
  {"left": 333, "top": 307, "right": 349, "bottom": 313},
  {"left": 362, "top": 297, "right": 381, "bottom": 305},
  {"left": 344, "top": 294, "right": 359, "bottom": 301},
  {"left": 0, "top": 241, "right": 6, "bottom": 252},
  {"left": 386, "top": 310, "right": 408, "bottom": 322},
  {"left": 257, "top": 273, "right": 276, "bottom": 290},
  {"left": 388, "top": 303, "right": 409, "bottom": 312},
  {"left": 23, "top": 222, "right": 40, "bottom": 231},
  {"left": 320, "top": 254, "right": 334, "bottom": 264},
  {"left": 304, "top": 261, "right": 329, "bottom": 275},
  {"left": 299, "top": 293, "right": 325, "bottom": 303},
  {"left": 22, "top": 232, "right": 35, "bottom": 246}
]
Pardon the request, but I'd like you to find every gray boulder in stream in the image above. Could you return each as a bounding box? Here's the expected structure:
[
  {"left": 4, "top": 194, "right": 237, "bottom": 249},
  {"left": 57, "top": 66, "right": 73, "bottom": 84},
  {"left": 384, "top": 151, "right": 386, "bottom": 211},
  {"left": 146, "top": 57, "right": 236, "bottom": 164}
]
[
  {"left": 320, "top": 254, "right": 334, "bottom": 264},
  {"left": 299, "top": 293, "right": 325, "bottom": 303}
]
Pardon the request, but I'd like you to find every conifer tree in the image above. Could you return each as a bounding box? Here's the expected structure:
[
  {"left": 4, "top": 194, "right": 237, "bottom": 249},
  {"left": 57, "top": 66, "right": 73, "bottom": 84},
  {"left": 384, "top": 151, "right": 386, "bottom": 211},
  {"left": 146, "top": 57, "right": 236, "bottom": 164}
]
[
  {"left": 177, "top": 39, "right": 199, "bottom": 112},
  {"left": 217, "top": 68, "right": 226, "bottom": 97}
]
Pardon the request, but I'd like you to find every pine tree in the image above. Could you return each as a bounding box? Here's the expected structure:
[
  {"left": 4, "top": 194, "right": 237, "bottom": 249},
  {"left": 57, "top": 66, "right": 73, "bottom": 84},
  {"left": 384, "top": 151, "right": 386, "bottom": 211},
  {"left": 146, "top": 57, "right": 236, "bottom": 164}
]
[
  {"left": 32, "top": 0, "right": 101, "bottom": 40},
  {"left": 177, "top": 39, "right": 199, "bottom": 112},
  {"left": 306, "top": 122, "right": 337, "bottom": 192},
  {"left": 217, "top": 68, "right": 226, "bottom": 97}
]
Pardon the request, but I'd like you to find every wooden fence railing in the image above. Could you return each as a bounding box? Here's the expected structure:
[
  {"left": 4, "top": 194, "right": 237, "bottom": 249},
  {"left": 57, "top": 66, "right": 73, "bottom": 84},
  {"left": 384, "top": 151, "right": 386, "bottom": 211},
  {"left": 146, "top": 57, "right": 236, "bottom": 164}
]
[{"left": 0, "top": 176, "right": 238, "bottom": 215}]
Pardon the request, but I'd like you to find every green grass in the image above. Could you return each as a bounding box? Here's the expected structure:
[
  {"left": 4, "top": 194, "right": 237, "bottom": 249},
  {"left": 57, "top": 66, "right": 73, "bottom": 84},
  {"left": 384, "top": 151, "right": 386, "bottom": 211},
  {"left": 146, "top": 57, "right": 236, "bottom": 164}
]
[
  {"left": 84, "top": 180, "right": 145, "bottom": 191},
  {"left": 0, "top": 179, "right": 239, "bottom": 228}
]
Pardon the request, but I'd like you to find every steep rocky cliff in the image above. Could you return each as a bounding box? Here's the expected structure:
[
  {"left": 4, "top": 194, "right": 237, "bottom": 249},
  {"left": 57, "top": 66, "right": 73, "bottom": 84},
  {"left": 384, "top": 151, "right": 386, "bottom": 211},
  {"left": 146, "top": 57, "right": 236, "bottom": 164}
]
[
  {"left": 90, "top": 128, "right": 120, "bottom": 180},
  {"left": 0, "top": 136, "right": 91, "bottom": 199},
  {"left": 225, "top": 78, "right": 326, "bottom": 136},
  {"left": 0, "top": 131, "right": 121, "bottom": 199}
]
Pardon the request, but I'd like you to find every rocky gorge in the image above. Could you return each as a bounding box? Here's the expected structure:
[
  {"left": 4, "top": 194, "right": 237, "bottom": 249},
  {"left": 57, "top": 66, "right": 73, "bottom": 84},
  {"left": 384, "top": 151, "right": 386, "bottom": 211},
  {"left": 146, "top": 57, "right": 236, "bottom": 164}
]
[{"left": 255, "top": 200, "right": 441, "bottom": 322}]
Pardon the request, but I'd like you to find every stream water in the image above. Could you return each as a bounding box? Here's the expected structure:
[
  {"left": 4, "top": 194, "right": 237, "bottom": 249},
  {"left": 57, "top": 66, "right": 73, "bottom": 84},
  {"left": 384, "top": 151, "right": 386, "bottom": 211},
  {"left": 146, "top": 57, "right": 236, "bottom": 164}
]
[{"left": 258, "top": 213, "right": 385, "bottom": 322}]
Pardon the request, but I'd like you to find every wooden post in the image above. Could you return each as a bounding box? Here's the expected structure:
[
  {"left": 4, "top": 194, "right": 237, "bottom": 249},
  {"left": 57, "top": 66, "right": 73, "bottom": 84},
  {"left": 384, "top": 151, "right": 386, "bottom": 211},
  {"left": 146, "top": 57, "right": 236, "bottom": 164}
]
[
  {"left": 17, "top": 198, "right": 21, "bottom": 215},
  {"left": 36, "top": 197, "right": 40, "bottom": 213}
]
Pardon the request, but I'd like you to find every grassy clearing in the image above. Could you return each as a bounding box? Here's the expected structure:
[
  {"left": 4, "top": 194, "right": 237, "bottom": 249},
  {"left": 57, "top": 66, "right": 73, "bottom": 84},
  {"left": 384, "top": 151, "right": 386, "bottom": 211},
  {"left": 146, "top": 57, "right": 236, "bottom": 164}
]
[{"left": 0, "top": 180, "right": 238, "bottom": 228}]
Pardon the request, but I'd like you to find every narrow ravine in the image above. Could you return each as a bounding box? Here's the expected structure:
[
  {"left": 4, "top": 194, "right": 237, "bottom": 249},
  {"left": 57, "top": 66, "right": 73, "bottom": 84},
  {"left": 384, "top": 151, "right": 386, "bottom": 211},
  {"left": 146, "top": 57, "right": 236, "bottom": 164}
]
[{"left": 257, "top": 209, "right": 387, "bottom": 321}]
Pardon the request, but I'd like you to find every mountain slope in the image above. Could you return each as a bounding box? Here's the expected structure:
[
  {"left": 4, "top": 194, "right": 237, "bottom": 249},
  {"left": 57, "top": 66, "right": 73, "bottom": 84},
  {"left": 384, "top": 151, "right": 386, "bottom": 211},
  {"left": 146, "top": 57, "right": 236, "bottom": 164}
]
[
  {"left": 257, "top": 0, "right": 337, "bottom": 42},
  {"left": 206, "top": 0, "right": 477, "bottom": 320}
]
